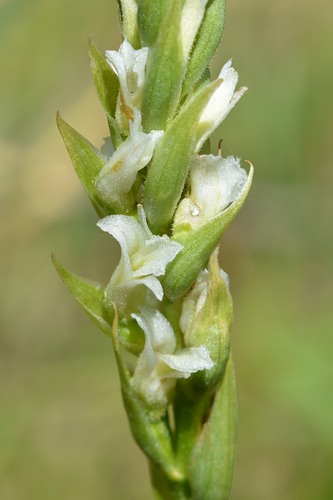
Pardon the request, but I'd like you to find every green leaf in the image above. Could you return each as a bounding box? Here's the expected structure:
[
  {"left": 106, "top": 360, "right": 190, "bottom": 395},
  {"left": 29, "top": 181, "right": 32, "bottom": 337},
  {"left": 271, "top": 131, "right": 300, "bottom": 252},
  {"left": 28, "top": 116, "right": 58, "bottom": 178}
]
[
  {"left": 56, "top": 113, "right": 110, "bottom": 217},
  {"left": 138, "top": 0, "right": 170, "bottom": 47},
  {"left": 88, "top": 36, "right": 119, "bottom": 119},
  {"left": 51, "top": 254, "right": 113, "bottom": 337},
  {"left": 142, "top": 0, "right": 184, "bottom": 132},
  {"left": 188, "top": 357, "right": 237, "bottom": 500},
  {"left": 164, "top": 164, "right": 253, "bottom": 301},
  {"left": 143, "top": 79, "right": 220, "bottom": 235},
  {"left": 182, "top": 0, "right": 225, "bottom": 98}
]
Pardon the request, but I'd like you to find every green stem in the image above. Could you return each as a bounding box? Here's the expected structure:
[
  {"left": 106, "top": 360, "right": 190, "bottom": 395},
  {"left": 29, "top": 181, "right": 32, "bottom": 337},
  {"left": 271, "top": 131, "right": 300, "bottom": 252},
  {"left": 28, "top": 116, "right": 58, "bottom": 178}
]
[
  {"left": 173, "top": 380, "right": 211, "bottom": 477},
  {"left": 150, "top": 461, "right": 192, "bottom": 500}
]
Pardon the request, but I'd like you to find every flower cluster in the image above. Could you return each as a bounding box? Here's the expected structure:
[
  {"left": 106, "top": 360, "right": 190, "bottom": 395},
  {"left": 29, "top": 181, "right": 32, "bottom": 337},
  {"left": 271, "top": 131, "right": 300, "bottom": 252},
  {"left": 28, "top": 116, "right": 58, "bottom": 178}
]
[{"left": 55, "top": 2, "right": 252, "bottom": 497}]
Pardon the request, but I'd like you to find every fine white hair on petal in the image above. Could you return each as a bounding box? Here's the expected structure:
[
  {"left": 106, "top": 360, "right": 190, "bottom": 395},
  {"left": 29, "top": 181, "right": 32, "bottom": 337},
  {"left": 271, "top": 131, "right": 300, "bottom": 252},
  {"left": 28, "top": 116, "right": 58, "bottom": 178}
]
[{"left": 181, "top": 0, "right": 209, "bottom": 61}]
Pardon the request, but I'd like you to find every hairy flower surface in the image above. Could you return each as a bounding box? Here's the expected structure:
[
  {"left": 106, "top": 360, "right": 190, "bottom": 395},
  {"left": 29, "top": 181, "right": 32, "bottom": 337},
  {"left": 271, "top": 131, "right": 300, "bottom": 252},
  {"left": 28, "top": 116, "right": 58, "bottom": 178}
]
[
  {"left": 96, "top": 109, "right": 163, "bottom": 213},
  {"left": 174, "top": 154, "right": 248, "bottom": 231},
  {"left": 197, "top": 60, "right": 247, "bottom": 149},
  {"left": 181, "top": 0, "right": 209, "bottom": 62},
  {"left": 97, "top": 205, "right": 182, "bottom": 312},
  {"left": 106, "top": 38, "right": 148, "bottom": 117},
  {"left": 131, "top": 305, "right": 214, "bottom": 409}
]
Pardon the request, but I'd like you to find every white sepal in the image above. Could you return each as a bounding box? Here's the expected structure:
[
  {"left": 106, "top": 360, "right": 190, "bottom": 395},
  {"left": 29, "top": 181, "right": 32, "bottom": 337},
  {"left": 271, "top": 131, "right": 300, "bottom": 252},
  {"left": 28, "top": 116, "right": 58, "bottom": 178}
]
[
  {"left": 97, "top": 205, "right": 182, "bottom": 312},
  {"left": 174, "top": 154, "right": 248, "bottom": 231},
  {"left": 131, "top": 306, "right": 214, "bottom": 410},
  {"left": 96, "top": 109, "right": 163, "bottom": 212},
  {"left": 197, "top": 60, "right": 247, "bottom": 150},
  {"left": 106, "top": 39, "right": 148, "bottom": 114}
]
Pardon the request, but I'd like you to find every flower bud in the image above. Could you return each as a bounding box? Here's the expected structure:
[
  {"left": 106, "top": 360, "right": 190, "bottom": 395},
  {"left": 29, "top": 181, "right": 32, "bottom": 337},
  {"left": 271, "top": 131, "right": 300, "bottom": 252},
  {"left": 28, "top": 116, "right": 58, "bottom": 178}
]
[{"left": 180, "top": 249, "right": 232, "bottom": 390}]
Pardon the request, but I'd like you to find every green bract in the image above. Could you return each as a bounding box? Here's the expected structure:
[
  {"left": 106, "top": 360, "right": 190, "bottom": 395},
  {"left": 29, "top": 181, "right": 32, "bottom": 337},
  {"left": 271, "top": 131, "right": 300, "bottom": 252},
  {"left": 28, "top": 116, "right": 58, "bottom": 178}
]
[
  {"left": 142, "top": 0, "right": 183, "bottom": 131},
  {"left": 54, "top": 1, "right": 251, "bottom": 498},
  {"left": 164, "top": 164, "right": 253, "bottom": 301},
  {"left": 143, "top": 79, "right": 221, "bottom": 234}
]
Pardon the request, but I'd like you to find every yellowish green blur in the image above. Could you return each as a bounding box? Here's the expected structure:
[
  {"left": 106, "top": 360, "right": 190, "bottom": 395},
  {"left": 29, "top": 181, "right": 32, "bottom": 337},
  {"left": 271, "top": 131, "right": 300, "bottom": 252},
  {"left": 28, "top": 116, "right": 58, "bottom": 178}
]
[{"left": 1, "top": 0, "right": 332, "bottom": 498}]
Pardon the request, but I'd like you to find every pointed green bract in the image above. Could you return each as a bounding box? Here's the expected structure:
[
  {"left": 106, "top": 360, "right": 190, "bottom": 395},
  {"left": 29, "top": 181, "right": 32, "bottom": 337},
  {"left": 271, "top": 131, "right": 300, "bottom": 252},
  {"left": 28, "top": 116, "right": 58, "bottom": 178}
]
[
  {"left": 143, "top": 80, "right": 221, "bottom": 235},
  {"left": 164, "top": 164, "right": 253, "bottom": 301},
  {"left": 187, "top": 250, "right": 233, "bottom": 391},
  {"left": 138, "top": 0, "right": 170, "bottom": 47},
  {"left": 188, "top": 358, "right": 237, "bottom": 500},
  {"left": 142, "top": 0, "right": 183, "bottom": 132},
  {"left": 182, "top": 0, "right": 225, "bottom": 98},
  {"left": 56, "top": 113, "right": 110, "bottom": 217},
  {"left": 51, "top": 254, "right": 113, "bottom": 337},
  {"left": 118, "top": 0, "right": 141, "bottom": 49},
  {"left": 88, "top": 36, "right": 119, "bottom": 119}
]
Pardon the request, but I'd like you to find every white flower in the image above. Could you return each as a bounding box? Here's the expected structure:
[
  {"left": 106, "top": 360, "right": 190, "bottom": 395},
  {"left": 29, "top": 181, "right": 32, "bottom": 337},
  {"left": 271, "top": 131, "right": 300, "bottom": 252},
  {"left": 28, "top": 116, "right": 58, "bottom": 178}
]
[
  {"left": 106, "top": 39, "right": 148, "bottom": 118},
  {"left": 181, "top": 0, "right": 209, "bottom": 62},
  {"left": 131, "top": 305, "right": 214, "bottom": 410},
  {"left": 96, "top": 109, "right": 163, "bottom": 213},
  {"left": 174, "top": 154, "right": 248, "bottom": 231},
  {"left": 97, "top": 205, "right": 182, "bottom": 313},
  {"left": 197, "top": 60, "right": 247, "bottom": 150},
  {"left": 179, "top": 267, "right": 229, "bottom": 336}
]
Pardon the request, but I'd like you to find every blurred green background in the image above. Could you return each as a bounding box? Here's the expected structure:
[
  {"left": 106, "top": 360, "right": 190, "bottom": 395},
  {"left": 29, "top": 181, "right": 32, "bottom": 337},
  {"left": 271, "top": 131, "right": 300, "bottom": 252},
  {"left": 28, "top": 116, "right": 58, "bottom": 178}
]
[{"left": 1, "top": 0, "right": 332, "bottom": 498}]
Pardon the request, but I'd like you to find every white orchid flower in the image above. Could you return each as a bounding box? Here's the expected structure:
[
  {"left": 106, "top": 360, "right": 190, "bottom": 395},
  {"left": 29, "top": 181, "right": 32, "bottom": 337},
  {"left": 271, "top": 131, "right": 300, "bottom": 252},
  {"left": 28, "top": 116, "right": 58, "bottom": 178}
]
[
  {"left": 179, "top": 267, "right": 229, "bottom": 336},
  {"left": 197, "top": 60, "right": 247, "bottom": 150},
  {"left": 96, "top": 109, "right": 163, "bottom": 213},
  {"left": 131, "top": 306, "right": 214, "bottom": 410},
  {"left": 106, "top": 39, "right": 148, "bottom": 120},
  {"left": 97, "top": 205, "right": 183, "bottom": 313},
  {"left": 174, "top": 154, "right": 248, "bottom": 232},
  {"left": 181, "top": 0, "right": 209, "bottom": 62}
]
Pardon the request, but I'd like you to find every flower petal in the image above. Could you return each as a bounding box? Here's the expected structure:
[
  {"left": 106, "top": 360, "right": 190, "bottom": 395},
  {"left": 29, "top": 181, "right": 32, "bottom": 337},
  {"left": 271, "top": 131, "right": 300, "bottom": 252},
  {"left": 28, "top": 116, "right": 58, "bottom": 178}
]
[
  {"left": 96, "top": 109, "right": 163, "bottom": 212},
  {"left": 174, "top": 154, "right": 248, "bottom": 231},
  {"left": 197, "top": 60, "right": 247, "bottom": 149},
  {"left": 106, "top": 39, "right": 148, "bottom": 110},
  {"left": 157, "top": 345, "right": 214, "bottom": 378}
]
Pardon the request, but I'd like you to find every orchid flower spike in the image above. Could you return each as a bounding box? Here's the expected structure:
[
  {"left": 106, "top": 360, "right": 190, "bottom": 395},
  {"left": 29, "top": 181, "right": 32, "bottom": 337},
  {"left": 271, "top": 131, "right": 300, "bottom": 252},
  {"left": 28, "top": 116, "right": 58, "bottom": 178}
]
[
  {"left": 106, "top": 39, "right": 148, "bottom": 122},
  {"left": 131, "top": 305, "right": 214, "bottom": 411},
  {"left": 197, "top": 60, "right": 247, "bottom": 150},
  {"left": 97, "top": 205, "right": 183, "bottom": 313},
  {"left": 174, "top": 154, "right": 249, "bottom": 232},
  {"left": 96, "top": 109, "right": 163, "bottom": 214}
]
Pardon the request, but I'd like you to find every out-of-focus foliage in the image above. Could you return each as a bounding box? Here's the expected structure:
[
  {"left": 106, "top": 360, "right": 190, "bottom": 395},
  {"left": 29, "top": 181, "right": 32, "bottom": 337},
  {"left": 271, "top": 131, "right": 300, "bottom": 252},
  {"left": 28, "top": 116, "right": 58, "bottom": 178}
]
[{"left": 0, "top": 0, "right": 332, "bottom": 498}]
